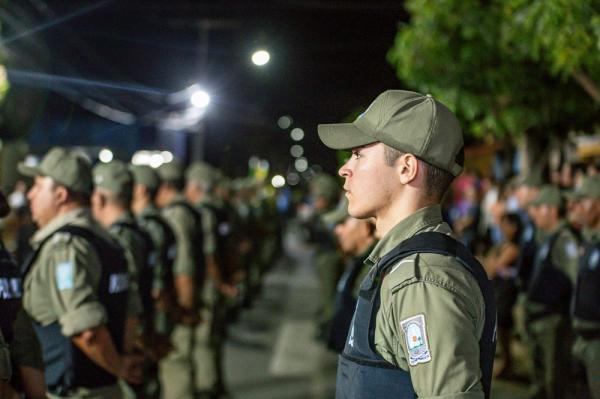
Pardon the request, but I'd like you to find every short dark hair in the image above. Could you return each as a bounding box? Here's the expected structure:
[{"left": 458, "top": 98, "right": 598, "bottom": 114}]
[
  {"left": 383, "top": 146, "right": 454, "bottom": 201},
  {"left": 51, "top": 180, "right": 91, "bottom": 206}
]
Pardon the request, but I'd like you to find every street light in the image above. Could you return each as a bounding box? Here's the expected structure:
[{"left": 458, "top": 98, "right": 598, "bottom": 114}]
[
  {"left": 190, "top": 89, "right": 211, "bottom": 108},
  {"left": 251, "top": 50, "right": 270, "bottom": 66}
]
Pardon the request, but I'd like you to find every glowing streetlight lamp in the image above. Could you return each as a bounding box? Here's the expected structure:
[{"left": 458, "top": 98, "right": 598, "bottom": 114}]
[
  {"left": 190, "top": 89, "right": 210, "bottom": 108},
  {"left": 251, "top": 50, "right": 270, "bottom": 66}
]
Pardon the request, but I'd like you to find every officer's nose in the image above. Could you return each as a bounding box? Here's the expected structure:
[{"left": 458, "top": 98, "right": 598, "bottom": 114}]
[{"left": 339, "top": 160, "right": 351, "bottom": 178}]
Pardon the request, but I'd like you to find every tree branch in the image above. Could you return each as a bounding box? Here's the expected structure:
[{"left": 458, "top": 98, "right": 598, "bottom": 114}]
[{"left": 572, "top": 69, "right": 600, "bottom": 103}]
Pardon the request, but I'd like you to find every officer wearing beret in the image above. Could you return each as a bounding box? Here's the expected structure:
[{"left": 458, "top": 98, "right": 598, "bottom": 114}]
[
  {"left": 524, "top": 185, "right": 579, "bottom": 399},
  {"left": 156, "top": 160, "right": 207, "bottom": 399},
  {"left": 568, "top": 176, "right": 600, "bottom": 398},
  {"left": 18, "top": 147, "right": 141, "bottom": 398},
  {"left": 318, "top": 90, "right": 496, "bottom": 399}
]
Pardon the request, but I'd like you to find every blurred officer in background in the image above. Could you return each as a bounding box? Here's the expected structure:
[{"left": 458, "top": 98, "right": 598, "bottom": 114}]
[
  {"left": 306, "top": 174, "right": 342, "bottom": 340},
  {"left": 568, "top": 176, "right": 600, "bottom": 399},
  {"left": 0, "top": 189, "right": 46, "bottom": 398},
  {"left": 18, "top": 147, "right": 141, "bottom": 399},
  {"left": 91, "top": 161, "right": 159, "bottom": 398},
  {"left": 130, "top": 165, "right": 177, "bottom": 343},
  {"left": 325, "top": 199, "right": 377, "bottom": 353},
  {"left": 524, "top": 185, "right": 579, "bottom": 399},
  {"left": 156, "top": 160, "right": 207, "bottom": 399},
  {"left": 185, "top": 161, "right": 234, "bottom": 398}
]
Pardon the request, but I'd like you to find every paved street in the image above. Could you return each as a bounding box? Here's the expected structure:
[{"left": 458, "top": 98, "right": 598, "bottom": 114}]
[{"left": 224, "top": 229, "right": 530, "bottom": 399}]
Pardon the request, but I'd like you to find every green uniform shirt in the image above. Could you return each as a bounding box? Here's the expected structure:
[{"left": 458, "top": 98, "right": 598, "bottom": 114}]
[
  {"left": 524, "top": 221, "right": 579, "bottom": 316},
  {"left": 161, "top": 194, "right": 198, "bottom": 277},
  {"left": 137, "top": 205, "right": 172, "bottom": 292},
  {"left": 573, "top": 227, "right": 600, "bottom": 331},
  {"left": 109, "top": 212, "right": 145, "bottom": 317},
  {"left": 23, "top": 208, "right": 108, "bottom": 337},
  {"left": 371, "top": 205, "right": 486, "bottom": 399}
]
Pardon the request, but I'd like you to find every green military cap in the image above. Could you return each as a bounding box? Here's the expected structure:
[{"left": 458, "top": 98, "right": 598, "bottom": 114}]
[
  {"left": 322, "top": 196, "right": 349, "bottom": 226},
  {"left": 92, "top": 160, "right": 133, "bottom": 195},
  {"left": 311, "top": 174, "right": 340, "bottom": 201},
  {"left": 530, "top": 184, "right": 563, "bottom": 207},
  {"left": 318, "top": 90, "right": 464, "bottom": 176},
  {"left": 129, "top": 165, "right": 160, "bottom": 191},
  {"left": 567, "top": 175, "right": 600, "bottom": 200},
  {"left": 519, "top": 171, "right": 544, "bottom": 188},
  {"left": 185, "top": 161, "right": 215, "bottom": 184},
  {"left": 157, "top": 160, "right": 184, "bottom": 182},
  {"left": 18, "top": 147, "right": 93, "bottom": 194}
]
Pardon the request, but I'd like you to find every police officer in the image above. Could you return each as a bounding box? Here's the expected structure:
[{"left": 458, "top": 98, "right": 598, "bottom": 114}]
[
  {"left": 18, "top": 147, "right": 141, "bottom": 398},
  {"left": 0, "top": 190, "right": 46, "bottom": 398},
  {"left": 318, "top": 90, "right": 496, "bottom": 398},
  {"left": 524, "top": 185, "right": 579, "bottom": 399},
  {"left": 91, "top": 161, "right": 148, "bottom": 352},
  {"left": 568, "top": 175, "right": 600, "bottom": 398},
  {"left": 185, "top": 161, "right": 234, "bottom": 397},
  {"left": 155, "top": 160, "right": 207, "bottom": 399},
  {"left": 325, "top": 200, "right": 377, "bottom": 353},
  {"left": 307, "top": 174, "right": 343, "bottom": 339},
  {"left": 130, "top": 165, "right": 177, "bottom": 340}
]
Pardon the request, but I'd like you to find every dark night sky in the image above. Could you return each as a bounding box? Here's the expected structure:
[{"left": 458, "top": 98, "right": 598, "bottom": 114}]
[{"left": 3, "top": 0, "right": 408, "bottom": 176}]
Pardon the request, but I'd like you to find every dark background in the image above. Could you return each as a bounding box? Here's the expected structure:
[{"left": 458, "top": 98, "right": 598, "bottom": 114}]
[{"left": 2, "top": 0, "right": 408, "bottom": 176}]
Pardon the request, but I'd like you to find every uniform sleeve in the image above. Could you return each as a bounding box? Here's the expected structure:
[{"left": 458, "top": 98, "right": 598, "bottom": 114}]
[
  {"left": 163, "top": 207, "right": 196, "bottom": 276},
  {"left": 9, "top": 309, "right": 44, "bottom": 370},
  {"left": 48, "top": 237, "right": 108, "bottom": 337},
  {"left": 200, "top": 207, "right": 217, "bottom": 256},
  {"left": 0, "top": 330, "right": 11, "bottom": 382},
  {"left": 375, "top": 256, "right": 485, "bottom": 399}
]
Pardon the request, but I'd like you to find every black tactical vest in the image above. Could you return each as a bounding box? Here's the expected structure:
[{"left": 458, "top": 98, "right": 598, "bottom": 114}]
[
  {"left": 111, "top": 220, "right": 157, "bottom": 325},
  {"left": 572, "top": 241, "right": 600, "bottom": 322},
  {"left": 165, "top": 201, "right": 206, "bottom": 293},
  {"left": 139, "top": 213, "right": 177, "bottom": 304},
  {"left": 516, "top": 222, "right": 537, "bottom": 290},
  {"left": 0, "top": 240, "right": 22, "bottom": 344},
  {"left": 23, "top": 225, "right": 129, "bottom": 394},
  {"left": 328, "top": 254, "right": 368, "bottom": 353},
  {"left": 336, "top": 232, "right": 496, "bottom": 399},
  {"left": 202, "top": 202, "right": 236, "bottom": 281},
  {"left": 526, "top": 231, "right": 572, "bottom": 313}
]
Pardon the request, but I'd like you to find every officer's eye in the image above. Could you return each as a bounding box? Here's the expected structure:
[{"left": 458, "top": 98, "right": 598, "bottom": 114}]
[{"left": 352, "top": 150, "right": 362, "bottom": 159}]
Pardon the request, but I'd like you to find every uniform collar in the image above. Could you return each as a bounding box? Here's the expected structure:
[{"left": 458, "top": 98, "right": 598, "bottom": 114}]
[
  {"left": 583, "top": 227, "right": 600, "bottom": 244},
  {"left": 366, "top": 204, "right": 444, "bottom": 265},
  {"left": 139, "top": 204, "right": 158, "bottom": 217},
  {"left": 31, "top": 207, "right": 90, "bottom": 245},
  {"left": 111, "top": 211, "right": 135, "bottom": 227}
]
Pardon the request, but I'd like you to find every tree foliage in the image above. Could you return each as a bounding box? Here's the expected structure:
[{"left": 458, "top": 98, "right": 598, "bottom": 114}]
[{"left": 387, "top": 0, "right": 600, "bottom": 140}]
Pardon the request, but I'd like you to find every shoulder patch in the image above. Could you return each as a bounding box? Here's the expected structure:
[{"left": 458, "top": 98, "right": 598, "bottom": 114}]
[
  {"left": 52, "top": 232, "right": 72, "bottom": 245},
  {"left": 400, "top": 314, "right": 432, "bottom": 366},
  {"left": 55, "top": 261, "right": 75, "bottom": 290},
  {"left": 565, "top": 242, "right": 578, "bottom": 259}
]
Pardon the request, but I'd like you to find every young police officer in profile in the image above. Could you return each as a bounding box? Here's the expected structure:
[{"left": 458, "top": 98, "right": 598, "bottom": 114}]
[
  {"left": 18, "top": 147, "right": 141, "bottom": 399},
  {"left": 318, "top": 90, "right": 496, "bottom": 399}
]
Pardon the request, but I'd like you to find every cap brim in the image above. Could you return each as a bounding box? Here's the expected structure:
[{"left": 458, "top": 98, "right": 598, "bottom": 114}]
[
  {"left": 318, "top": 123, "right": 377, "bottom": 150},
  {"left": 17, "top": 163, "right": 41, "bottom": 178}
]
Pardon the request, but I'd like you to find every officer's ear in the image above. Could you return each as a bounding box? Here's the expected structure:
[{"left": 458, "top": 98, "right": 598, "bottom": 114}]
[
  {"left": 52, "top": 183, "right": 70, "bottom": 206},
  {"left": 396, "top": 153, "right": 419, "bottom": 185}
]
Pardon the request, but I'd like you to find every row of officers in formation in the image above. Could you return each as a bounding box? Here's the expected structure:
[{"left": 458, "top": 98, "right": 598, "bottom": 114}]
[
  {"left": 307, "top": 170, "right": 600, "bottom": 399},
  {"left": 0, "top": 147, "right": 282, "bottom": 399}
]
